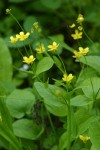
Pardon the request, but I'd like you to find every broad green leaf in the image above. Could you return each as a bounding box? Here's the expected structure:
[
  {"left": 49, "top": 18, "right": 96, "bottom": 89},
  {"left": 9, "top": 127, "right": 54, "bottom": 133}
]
[
  {"left": 89, "top": 123, "right": 100, "bottom": 150},
  {"left": 40, "top": 0, "right": 62, "bottom": 10},
  {"left": 0, "top": 38, "right": 12, "bottom": 81},
  {"left": 58, "top": 132, "right": 67, "bottom": 150},
  {"left": 23, "top": 16, "right": 37, "bottom": 32},
  {"left": 6, "top": 89, "right": 36, "bottom": 118},
  {"left": 81, "top": 77, "right": 100, "bottom": 99},
  {"left": 34, "top": 82, "right": 67, "bottom": 116},
  {"left": 79, "top": 56, "right": 100, "bottom": 74},
  {"left": 70, "top": 95, "right": 93, "bottom": 106},
  {"left": 13, "top": 119, "right": 44, "bottom": 140},
  {"left": 78, "top": 116, "right": 100, "bottom": 134},
  {"left": 35, "top": 57, "right": 54, "bottom": 76},
  {"left": 76, "top": 67, "right": 97, "bottom": 86}
]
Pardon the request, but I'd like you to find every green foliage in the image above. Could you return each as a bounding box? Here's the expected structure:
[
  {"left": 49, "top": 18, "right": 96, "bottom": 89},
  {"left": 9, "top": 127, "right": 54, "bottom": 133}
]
[
  {"left": 6, "top": 89, "right": 36, "bottom": 118},
  {"left": 35, "top": 57, "right": 54, "bottom": 76},
  {"left": 13, "top": 119, "right": 44, "bottom": 140},
  {"left": 34, "top": 82, "right": 67, "bottom": 116},
  {"left": 0, "top": 38, "right": 12, "bottom": 81},
  {"left": 1, "top": 0, "right": 100, "bottom": 149}
]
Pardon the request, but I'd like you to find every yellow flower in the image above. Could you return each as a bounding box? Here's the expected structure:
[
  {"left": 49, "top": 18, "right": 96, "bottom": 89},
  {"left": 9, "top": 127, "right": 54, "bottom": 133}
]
[
  {"left": 71, "top": 30, "right": 82, "bottom": 40},
  {"left": 79, "top": 135, "right": 90, "bottom": 143},
  {"left": 73, "top": 47, "right": 89, "bottom": 58},
  {"left": 48, "top": 42, "right": 59, "bottom": 51},
  {"left": 73, "top": 51, "right": 82, "bottom": 58},
  {"left": 35, "top": 43, "right": 45, "bottom": 53},
  {"left": 77, "top": 14, "right": 84, "bottom": 24},
  {"left": 79, "top": 47, "right": 89, "bottom": 55},
  {"left": 10, "top": 35, "right": 19, "bottom": 43},
  {"left": 19, "top": 32, "right": 30, "bottom": 41},
  {"left": 23, "top": 55, "right": 36, "bottom": 64},
  {"left": 62, "top": 73, "right": 74, "bottom": 83},
  {"left": 33, "top": 22, "right": 39, "bottom": 29},
  {"left": 69, "top": 23, "right": 76, "bottom": 28}
]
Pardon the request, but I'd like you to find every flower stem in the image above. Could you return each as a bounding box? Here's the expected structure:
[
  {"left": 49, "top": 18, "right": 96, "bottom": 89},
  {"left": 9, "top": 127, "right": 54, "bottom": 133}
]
[
  {"left": 45, "top": 107, "right": 56, "bottom": 136},
  {"left": 82, "top": 27, "right": 94, "bottom": 44}
]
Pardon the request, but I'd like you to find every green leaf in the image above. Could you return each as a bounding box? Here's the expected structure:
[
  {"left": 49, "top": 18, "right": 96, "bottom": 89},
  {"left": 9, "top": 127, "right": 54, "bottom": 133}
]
[
  {"left": 35, "top": 57, "right": 54, "bottom": 76},
  {"left": 40, "top": 0, "right": 62, "bottom": 10},
  {"left": 0, "top": 38, "right": 12, "bottom": 81},
  {"left": 58, "top": 132, "right": 67, "bottom": 150},
  {"left": 79, "top": 56, "right": 100, "bottom": 74},
  {"left": 76, "top": 67, "right": 97, "bottom": 86},
  {"left": 23, "top": 16, "right": 37, "bottom": 32},
  {"left": 34, "top": 82, "right": 67, "bottom": 116},
  {"left": 89, "top": 123, "right": 100, "bottom": 150},
  {"left": 78, "top": 116, "right": 100, "bottom": 134},
  {"left": 70, "top": 95, "right": 93, "bottom": 106},
  {"left": 53, "top": 56, "right": 63, "bottom": 72},
  {"left": 13, "top": 119, "right": 44, "bottom": 140},
  {"left": 6, "top": 89, "right": 36, "bottom": 118},
  {"left": 81, "top": 77, "right": 100, "bottom": 99}
]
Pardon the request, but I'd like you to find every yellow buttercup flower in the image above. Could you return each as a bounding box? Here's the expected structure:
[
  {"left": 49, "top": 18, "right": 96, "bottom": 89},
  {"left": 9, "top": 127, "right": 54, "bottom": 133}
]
[
  {"left": 69, "top": 23, "right": 76, "bottom": 28},
  {"left": 77, "top": 14, "right": 84, "bottom": 24},
  {"left": 71, "top": 30, "right": 82, "bottom": 40},
  {"left": 10, "top": 34, "right": 19, "bottom": 43},
  {"left": 23, "top": 55, "right": 36, "bottom": 64},
  {"left": 48, "top": 42, "right": 59, "bottom": 51},
  {"left": 73, "top": 47, "right": 89, "bottom": 58},
  {"left": 19, "top": 32, "right": 30, "bottom": 41},
  {"left": 79, "top": 47, "right": 89, "bottom": 55},
  {"left": 62, "top": 73, "right": 74, "bottom": 83},
  {"left": 72, "top": 51, "right": 82, "bottom": 58},
  {"left": 79, "top": 135, "right": 90, "bottom": 143},
  {"left": 35, "top": 43, "right": 45, "bottom": 53}
]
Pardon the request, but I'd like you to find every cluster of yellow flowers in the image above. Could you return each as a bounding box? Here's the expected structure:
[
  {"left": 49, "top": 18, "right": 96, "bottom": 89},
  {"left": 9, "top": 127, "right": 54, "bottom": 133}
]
[
  {"left": 73, "top": 47, "right": 89, "bottom": 58},
  {"left": 10, "top": 31, "right": 30, "bottom": 43},
  {"left": 79, "top": 135, "right": 90, "bottom": 143},
  {"left": 70, "top": 14, "right": 84, "bottom": 40},
  {"left": 21, "top": 41, "right": 59, "bottom": 65}
]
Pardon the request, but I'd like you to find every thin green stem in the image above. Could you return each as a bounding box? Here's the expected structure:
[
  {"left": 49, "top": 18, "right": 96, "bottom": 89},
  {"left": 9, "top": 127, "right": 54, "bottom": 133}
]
[
  {"left": 46, "top": 108, "right": 56, "bottom": 136},
  {"left": 57, "top": 55, "right": 66, "bottom": 73},
  {"left": 82, "top": 27, "right": 94, "bottom": 44},
  {"left": 9, "top": 12, "right": 24, "bottom": 31}
]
